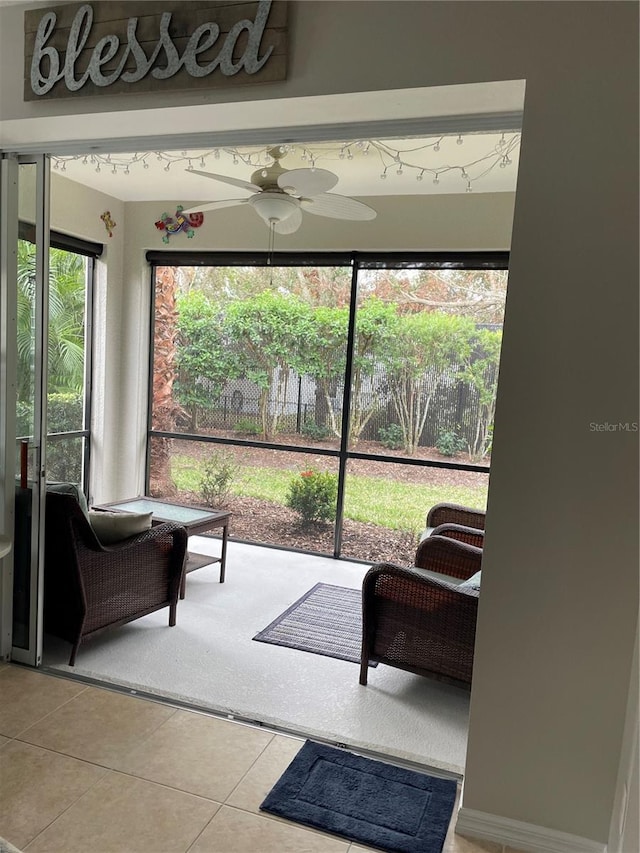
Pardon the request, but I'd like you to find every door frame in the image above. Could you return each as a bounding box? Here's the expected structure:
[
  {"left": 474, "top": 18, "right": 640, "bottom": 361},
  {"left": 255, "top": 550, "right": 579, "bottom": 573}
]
[
  {"left": 0, "top": 155, "right": 18, "bottom": 660},
  {"left": 0, "top": 154, "right": 50, "bottom": 666}
]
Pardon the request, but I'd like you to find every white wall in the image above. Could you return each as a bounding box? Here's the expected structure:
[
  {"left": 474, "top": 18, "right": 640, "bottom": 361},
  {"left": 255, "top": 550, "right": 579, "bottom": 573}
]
[
  {"left": 125, "top": 192, "right": 515, "bottom": 254},
  {"left": 1, "top": 1, "right": 638, "bottom": 847}
]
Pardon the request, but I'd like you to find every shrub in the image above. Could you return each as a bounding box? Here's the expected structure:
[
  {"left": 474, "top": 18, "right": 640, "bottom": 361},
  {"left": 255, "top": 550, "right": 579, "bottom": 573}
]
[
  {"left": 301, "top": 421, "right": 331, "bottom": 441},
  {"left": 436, "top": 430, "right": 467, "bottom": 457},
  {"left": 200, "top": 450, "right": 239, "bottom": 506},
  {"left": 378, "top": 423, "right": 404, "bottom": 450},
  {"left": 286, "top": 469, "right": 338, "bottom": 525},
  {"left": 234, "top": 417, "right": 261, "bottom": 435}
]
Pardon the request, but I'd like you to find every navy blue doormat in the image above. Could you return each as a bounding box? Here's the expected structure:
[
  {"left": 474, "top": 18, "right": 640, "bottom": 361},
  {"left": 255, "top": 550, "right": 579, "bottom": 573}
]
[{"left": 260, "top": 741, "right": 457, "bottom": 853}]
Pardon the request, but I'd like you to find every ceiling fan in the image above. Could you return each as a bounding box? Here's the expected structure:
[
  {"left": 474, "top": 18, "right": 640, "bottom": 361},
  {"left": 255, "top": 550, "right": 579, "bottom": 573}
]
[{"left": 182, "top": 146, "right": 376, "bottom": 234}]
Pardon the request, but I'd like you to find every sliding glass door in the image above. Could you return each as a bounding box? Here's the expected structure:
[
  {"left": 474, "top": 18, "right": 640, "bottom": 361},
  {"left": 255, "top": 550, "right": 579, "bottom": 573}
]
[{"left": 0, "top": 155, "right": 51, "bottom": 665}]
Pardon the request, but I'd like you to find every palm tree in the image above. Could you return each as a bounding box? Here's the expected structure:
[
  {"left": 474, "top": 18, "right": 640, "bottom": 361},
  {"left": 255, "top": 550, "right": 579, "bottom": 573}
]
[{"left": 16, "top": 240, "right": 86, "bottom": 436}]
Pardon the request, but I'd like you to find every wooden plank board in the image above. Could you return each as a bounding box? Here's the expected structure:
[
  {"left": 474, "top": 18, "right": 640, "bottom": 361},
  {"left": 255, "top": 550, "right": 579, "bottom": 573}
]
[{"left": 24, "top": 0, "right": 287, "bottom": 101}]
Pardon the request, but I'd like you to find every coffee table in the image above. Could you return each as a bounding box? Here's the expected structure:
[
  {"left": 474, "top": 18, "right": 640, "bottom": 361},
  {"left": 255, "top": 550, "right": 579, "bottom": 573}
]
[{"left": 96, "top": 497, "right": 231, "bottom": 598}]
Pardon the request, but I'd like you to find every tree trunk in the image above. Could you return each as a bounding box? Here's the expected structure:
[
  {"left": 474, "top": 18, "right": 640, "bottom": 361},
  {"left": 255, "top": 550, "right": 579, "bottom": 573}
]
[{"left": 149, "top": 266, "right": 182, "bottom": 497}]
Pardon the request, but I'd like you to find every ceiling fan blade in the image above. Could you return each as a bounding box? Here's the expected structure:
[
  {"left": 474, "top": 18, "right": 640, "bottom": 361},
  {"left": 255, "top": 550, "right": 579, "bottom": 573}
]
[
  {"left": 186, "top": 168, "right": 261, "bottom": 193},
  {"left": 274, "top": 208, "right": 303, "bottom": 234},
  {"left": 300, "top": 193, "right": 377, "bottom": 221},
  {"left": 182, "top": 198, "right": 249, "bottom": 214},
  {"left": 277, "top": 167, "right": 338, "bottom": 197}
]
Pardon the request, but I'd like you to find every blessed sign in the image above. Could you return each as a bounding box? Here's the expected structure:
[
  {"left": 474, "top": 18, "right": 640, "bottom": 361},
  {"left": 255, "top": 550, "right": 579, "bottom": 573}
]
[{"left": 24, "top": 1, "right": 287, "bottom": 100}]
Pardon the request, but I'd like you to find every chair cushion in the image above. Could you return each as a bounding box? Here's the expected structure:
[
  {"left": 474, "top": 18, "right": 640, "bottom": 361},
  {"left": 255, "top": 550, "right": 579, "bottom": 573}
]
[
  {"left": 88, "top": 510, "right": 153, "bottom": 545},
  {"left": 47, "top": 482, "right": 89, "bottom": 519},
  {"left": 459, "top": 570, "right": 482, "bottom": 590}
]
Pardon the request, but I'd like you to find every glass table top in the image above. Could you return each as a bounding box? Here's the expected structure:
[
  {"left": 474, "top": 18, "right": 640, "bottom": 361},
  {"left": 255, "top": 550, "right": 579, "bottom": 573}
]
[{"left": 108, "top": 499, "right": 217, "bottom": 523}]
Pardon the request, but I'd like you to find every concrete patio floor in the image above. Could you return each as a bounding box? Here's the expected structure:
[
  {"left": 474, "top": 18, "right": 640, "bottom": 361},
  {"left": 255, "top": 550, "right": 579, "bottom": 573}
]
[{"left": 43, "top": 537, "right": 470, "bottom": 776}]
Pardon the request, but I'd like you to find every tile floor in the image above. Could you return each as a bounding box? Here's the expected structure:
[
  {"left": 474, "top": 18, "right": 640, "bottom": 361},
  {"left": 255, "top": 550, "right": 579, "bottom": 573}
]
[{"left": 0, "top": 663, "right": 524, "bottom": 853}]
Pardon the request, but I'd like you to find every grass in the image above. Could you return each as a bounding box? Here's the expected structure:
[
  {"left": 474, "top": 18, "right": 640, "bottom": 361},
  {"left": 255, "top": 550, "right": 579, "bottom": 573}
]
[
  {"left": 171, "top": 454, "right": 487, "bottom": 535},
  {"left": 343, "top": 475, "right": 486, "bottom": 532}
]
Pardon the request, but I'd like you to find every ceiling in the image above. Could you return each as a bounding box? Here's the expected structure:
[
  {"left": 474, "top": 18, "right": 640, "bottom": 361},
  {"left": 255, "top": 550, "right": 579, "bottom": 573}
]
[
  {"left": 52, "top": 130, "right": 521, "bottom": 204},
  {"left": 20, "top": 80, "right": 526, "bottom": 205}
]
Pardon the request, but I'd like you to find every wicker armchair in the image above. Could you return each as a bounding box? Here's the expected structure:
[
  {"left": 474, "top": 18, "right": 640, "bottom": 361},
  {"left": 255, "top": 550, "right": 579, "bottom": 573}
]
[
  {"left": 360, "top": 535, "right": 482, "bottom": 687},
  {"left": 424, "top": 523, "right": 484, "bottom": 549},
  {"left": 420, "top": 502, "right": 486, "bottom": 548},
  {"left": 426, "top": 502, "right": 486, "bottom": 530},
  {"left": 44, "top": 491, "right": 188, "bottom": 666}
]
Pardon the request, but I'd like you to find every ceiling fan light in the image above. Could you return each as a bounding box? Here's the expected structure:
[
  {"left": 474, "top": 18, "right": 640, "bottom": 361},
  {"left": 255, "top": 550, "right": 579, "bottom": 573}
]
[{"left": 250, "top": 192, "right": 299, "bottom": 224}]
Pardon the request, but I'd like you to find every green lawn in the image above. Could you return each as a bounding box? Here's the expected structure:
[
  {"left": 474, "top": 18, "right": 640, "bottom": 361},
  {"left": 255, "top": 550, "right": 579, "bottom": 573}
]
[{"left": 171, "top": 455, "right": 487, "bottom": 535}]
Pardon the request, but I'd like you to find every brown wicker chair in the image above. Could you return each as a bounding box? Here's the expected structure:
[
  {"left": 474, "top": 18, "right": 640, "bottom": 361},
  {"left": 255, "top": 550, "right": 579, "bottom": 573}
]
[
  {"left": 44, "top": 491, "right": 188, "bottom": 666},
  {"left": 425, "top": 523, "right": 485, "bottom": 549},
  {"left": 426, "top": 502, "right": 486, "bottom": 530},
  {"left": 360, "top": 535, "right": 482, "bottom": 687},
  {"left": 420, "top": 502, "right": 486, "bottom": 548}
]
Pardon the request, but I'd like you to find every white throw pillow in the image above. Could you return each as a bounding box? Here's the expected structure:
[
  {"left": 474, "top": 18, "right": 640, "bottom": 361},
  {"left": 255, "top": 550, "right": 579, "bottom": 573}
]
[{"left": 88, "top": 510, "right": 153, "bottom": 545}]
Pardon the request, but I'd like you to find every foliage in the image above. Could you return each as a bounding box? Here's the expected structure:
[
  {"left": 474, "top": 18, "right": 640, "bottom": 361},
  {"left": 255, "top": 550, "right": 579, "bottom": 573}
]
[
  {"left": 384, "top": 312, "right": 475, "bottom": 455},
  {"left": 200, "top": 450, "right": 239, "bottom": 507},
  {"left": 174, "top": 290, "right": 235, "bottom": 429},
  {"left": 170, "top": 268, "right": 505, "bottom": 461},
  {"left": 16, "top": 392, "right": 84, "bottom": 482},
  {"left": 349, "top": 298, "right": 399, "bottom": 445},
  {"left": 234, "top": 417, "right": 261, "bottom": 435},
  {"left": 436, "top": 429, "right": 467, "bottom": 457},
  {"left": 458, "top": 328, "right": 502, "bottom": 460},
  {"left": 17, "top": 241, "right": 86, "bottom": 404},
  {"left": 359, "top": 267, "right": 508, "bottom": 324},
  {"left": 300, "top": 421, "right": 331, "bottom": 441},
  {"left": 299, "top": 304, "right": 348, "bottom": 439},
  {"left": 285, "top": 469, "right": 338, "bottom": 525},
  {"left": 225, "top": 291, "right": 316, "bottom": 439},
  {"left": 175, "top": 265, "right": 354, "bottom": 308},
  {"left": 378, "top": 423, "right": 404, "bottom": 450},
  {"left": 47, "top": 391, "right": 84, "bottom": 432},
  {"left": 47, "top": 392, "right": 85, "bottom": 483}
]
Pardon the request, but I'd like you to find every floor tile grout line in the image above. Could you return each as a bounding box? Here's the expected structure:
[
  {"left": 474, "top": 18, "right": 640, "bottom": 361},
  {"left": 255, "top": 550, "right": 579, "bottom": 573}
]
[
  {"left": 184, "top": 801, "right": 224, "bottom": 853},
  {"left": 221, "top": 800, "right": 355, "bottom": 844},
  {"left": 18, "top": 759, "right": 111, "bottom": 852},
  {"left": 21, "top": 767, "right": 224, "bottom": 853},
  {"left": 3, "top": 669, "right": 92, "bottom": 741},
  {"left": 8, "top": 737, "right": 128, "bottom": 774},
  {"left": 223, "top": 729, "right": 277, "bottom": 803}
]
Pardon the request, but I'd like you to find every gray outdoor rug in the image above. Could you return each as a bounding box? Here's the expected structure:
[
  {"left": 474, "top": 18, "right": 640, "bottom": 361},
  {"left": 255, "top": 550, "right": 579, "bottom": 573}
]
[{"left": 253, "top": 582, "right": 376, "bottom": 665}]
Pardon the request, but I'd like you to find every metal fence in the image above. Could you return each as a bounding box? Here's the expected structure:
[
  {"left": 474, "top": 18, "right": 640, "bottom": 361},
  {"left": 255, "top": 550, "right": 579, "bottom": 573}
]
[{"left": 177, "top": 360, "right": 493, "bottom": 454}]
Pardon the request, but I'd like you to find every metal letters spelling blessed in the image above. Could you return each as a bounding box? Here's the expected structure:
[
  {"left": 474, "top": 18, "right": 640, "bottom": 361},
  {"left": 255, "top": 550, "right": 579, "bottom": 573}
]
[{"left": 28, "top": 0, "right": 281, "bottom": 98}]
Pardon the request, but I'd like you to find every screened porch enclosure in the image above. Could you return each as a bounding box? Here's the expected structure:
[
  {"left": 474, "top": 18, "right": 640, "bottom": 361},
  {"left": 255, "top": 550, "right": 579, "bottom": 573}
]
[{"left": 147, "top": 252, "right": 506, "bottom": 563}]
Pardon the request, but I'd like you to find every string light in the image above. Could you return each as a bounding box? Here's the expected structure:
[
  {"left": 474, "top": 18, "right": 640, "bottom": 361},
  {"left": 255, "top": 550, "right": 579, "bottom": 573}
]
[{"left": 50, "top": 133, "right": 521, "bottom": 194}]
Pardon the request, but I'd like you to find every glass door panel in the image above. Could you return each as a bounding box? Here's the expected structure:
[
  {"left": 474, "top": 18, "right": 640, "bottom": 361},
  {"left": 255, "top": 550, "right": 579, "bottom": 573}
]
[
  {"left": 0, "top": 156, "right": 18, "bottom": 659},
  {"left": 10, "top": 157, "right": 50, "bottom": 665}
]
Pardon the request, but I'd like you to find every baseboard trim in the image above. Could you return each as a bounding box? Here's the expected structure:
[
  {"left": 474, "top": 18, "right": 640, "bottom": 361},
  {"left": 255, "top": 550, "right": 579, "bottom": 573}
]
[{"left": 456, "top": 807, "right": 607, "bottom": 853}]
